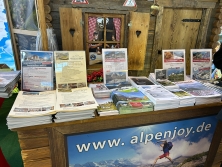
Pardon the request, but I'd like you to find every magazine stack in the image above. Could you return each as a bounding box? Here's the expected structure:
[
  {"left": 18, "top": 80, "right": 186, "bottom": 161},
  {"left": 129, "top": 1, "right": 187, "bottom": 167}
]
[
  {"left": 128, "top": 76, "right": 155, "bottom": 88},
  {"left": 7, "top": 91, "right": 56, "bottom": 129},
  {"left": 54, "top": 87, "right": 98, "bottom": 123},
  {"left": 175, "top": 80, "right": 222, "bottom": 105},
  {"left": 111, "top": 86, "right": 154, "bottom": 114},
  {"left": 96, "top": 98, "right": 119, "bottom": 116},
  {"left": 0, "top": 71, "right": 21, "bottom": 98},
  {"left": 89, "top": 83, "right": 111, "bottom": 98},
  {"left": 148, "top": 73, "right": 179, "bottom": 90},
  {"left": 138, "top": 85, "right": 179, "bottom": 111},
  {"left": 168, "top": 89, "right": 196, "bottom": 107}
]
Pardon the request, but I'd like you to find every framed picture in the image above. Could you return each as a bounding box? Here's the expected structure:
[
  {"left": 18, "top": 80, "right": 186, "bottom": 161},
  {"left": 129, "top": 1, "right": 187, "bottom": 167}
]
[
  {"left": 190, "top": 49, "right": 212, "bottom": 80},
  {"left": 102, "top": 48, "right": 128, "bottom": 84},
  {"left": 85, "top": 13, "right": 125, "bottom": 69},
  {"left": 162, "top": 49, "right": 185, "bottom": 82}
]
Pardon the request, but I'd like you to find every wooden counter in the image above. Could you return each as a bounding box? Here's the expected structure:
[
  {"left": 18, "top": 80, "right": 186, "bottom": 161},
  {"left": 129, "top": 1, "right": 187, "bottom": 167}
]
[{"left": 13, "top": 103, "right": 222, "bottom": 167}]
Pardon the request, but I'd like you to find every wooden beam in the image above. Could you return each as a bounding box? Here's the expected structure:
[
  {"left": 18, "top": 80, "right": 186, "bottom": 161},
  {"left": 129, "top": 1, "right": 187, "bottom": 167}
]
[{"left": 36, "top": 0, "right": 48, "bottom": 51}]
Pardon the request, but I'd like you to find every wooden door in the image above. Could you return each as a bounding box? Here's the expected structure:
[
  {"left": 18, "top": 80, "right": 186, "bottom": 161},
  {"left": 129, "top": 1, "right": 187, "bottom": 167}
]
[
  {"left": 128, "top": 12, "right": 150, "bottom": 70},
  {"left": 60, "top": 8, "right": 83, "bottom": 50},
  {"left": 157, "top": 8, "right": 202, "bottom": 75}
]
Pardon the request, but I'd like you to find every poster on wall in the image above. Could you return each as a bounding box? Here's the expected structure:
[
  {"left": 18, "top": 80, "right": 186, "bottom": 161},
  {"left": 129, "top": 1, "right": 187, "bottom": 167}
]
[
  {"left": 67, "top": 115, "right": 217, "bottom": 167},
  {"left": 0, "top": 0, "right": 16, "bottom": 70}
]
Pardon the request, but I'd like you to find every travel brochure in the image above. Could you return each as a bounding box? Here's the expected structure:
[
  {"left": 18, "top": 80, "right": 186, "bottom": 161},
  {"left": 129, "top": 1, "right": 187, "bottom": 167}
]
[
  {"left": 102, "top": 48, "right": 128, "bottom": 84},
  {"left": 190, "top": 49, "right": 212, "bottom": 80},
  {"left": 21, "top": 50, "right": 54, "bottom": 91},
  {"left": 162, "top": 49, "right": 185, "bottom": 82},
  {"left": 6, "top": 48, "right": 222, "bottom": 128},
  {"left": 54, "top": 51, "right": 87, "bottom": 90}
]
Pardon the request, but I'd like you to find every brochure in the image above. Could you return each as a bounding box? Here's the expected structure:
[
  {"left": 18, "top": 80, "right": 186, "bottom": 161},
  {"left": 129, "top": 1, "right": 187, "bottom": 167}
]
[
  {"left": 7, "top": 90, "right": 56, "bottom": 118},
  {"left": 190, "top": 49, "right": 212, "bottom": 80},
  {"left": 162, "top": 49, "right": 185, "bottom": 82},
  {"left": 102, "top": 48, "right": 128, "bottom": 84},
  {"left": 54, "top": 51, "right": 87, "bottom": 89},
  {"left": 56, "top": 87, "right": 98, "bottom": 112},
  {"left": 21, "top": 50, "right": 54, "bottom": 91}
]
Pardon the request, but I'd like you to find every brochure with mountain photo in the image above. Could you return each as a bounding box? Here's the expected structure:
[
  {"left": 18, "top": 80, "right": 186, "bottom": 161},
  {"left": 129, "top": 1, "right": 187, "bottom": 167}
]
[
  {"left": 21, "top": 50, "right": 54, "bottom": 91},
  {"left": 54, "top": 51, "right": 87, "bottom": 90},
  {"left": 162, "top": 49, "right": 185, "bottom": 82},
  {"left": 102, "top": 48, "right": 128, "bottom": 84},
  {"left": 190, "top": 49, "right": 212, "bottom": 80},
  {"left": 111, "top": 86, "right": 154, "bottom": 114}
]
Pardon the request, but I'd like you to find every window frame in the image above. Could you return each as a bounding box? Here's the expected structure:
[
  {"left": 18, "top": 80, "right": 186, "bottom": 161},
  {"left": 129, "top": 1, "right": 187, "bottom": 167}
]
[{"left": 84, "top": 13, "right": 125, "bottom": 69}]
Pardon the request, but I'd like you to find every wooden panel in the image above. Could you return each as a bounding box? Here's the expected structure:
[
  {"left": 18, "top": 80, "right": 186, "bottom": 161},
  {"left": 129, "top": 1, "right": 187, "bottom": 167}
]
[
  {"left": 23, "top": 158, "right": 52, "bottom": 167},
  {"left": 48, "top": 128, "right": 66, "bottom": 167},
  {"left": 205, "top": 121, "right": 222, "bottom": 167},
  {"left": 21, "top": 147, "right": 50, "bottom": 161},
  {"left": 18, "top": 128, "right": 48, "bottom": 139},
  {"left": 158, "top": 0, "right": 216, "bottom": 8},
  {"left": 36, "top": 0, "right": 48, "bottom": 51},
  {"left": 196, "top": 9, "right": 212, "bottom": 48},
  {"left": 128, "top": 12, "right": 150, "bottom": 70},
  {"left": 156, "top": 8, "right": 202, "bottom": 75},
  {"left": 59, "top": 8, "right": 83, "bottom": 50},
  {"left": 19, "top": 137, "right": 49, "bottom": 150},
  {"left": 150, "top": 6, "right": 164, "bottom": 73}
]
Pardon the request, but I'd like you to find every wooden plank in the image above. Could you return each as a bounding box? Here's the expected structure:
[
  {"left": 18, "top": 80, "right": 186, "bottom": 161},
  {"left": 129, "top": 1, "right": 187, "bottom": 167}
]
[
  {"left": 12, "top": 29, "right": 38, "bottom": 36},
  {"left": 59, "top": 8, "right": 83, "bottom": 50},
  {"left": 36, "top": 0, "right": 48, "bottom": 51},
  {"left": 128, "top": 12, "right": 150, "bottom": 70},
  {"left": 21, "top": 147, "right": 50, "bottom": 161},
  {"left": 205, "top": 121, "right": 222, "bottom": 167},
  {"left": 196, "top": 9, "right": 212, "bottom": 48},
  {"left": 150, "top": 6, "right": 163, "bottom": 73},
  {"left": 48, "top": 128, "right": 66, "bottom": 167},
  {"left": 19, "top": 137, "right": 49, "bottom": 150},
  {"left": 17, "top": 128, "right": 48, "bottom": 139},
  {"left": 158, "top": 0, "right": 216, "bottom": 8},
  {"left": 23, "top": 158, "right": 52, "bottom": 167}
]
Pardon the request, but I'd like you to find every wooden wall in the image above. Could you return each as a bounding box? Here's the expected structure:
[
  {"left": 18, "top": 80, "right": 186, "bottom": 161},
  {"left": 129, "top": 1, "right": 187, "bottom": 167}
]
[
  {"left": 49, "top": 0, "right": 156, "bottom": 76},
  {"left": 49, "top": 0, "right": 220, "bottom": 77}
]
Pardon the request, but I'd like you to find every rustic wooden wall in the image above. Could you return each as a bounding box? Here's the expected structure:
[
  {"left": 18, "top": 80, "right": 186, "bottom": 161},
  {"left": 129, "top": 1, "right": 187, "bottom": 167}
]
[
  {"left": 49, "top": 0, "right": 220, "bottom": 77},
  {"left": 49, "top": 0, "right": 155, "bottom": 76}
]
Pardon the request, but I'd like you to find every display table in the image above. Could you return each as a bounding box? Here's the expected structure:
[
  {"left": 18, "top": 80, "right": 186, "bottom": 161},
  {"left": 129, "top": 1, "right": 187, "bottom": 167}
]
[{"left": 13, "top": 103, "right": 222, "bottom": 167}]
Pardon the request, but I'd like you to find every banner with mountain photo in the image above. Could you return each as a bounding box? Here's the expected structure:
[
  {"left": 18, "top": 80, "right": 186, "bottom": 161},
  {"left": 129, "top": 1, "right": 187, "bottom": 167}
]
[
  {"left": 0, "top": 0, "right": 16, "bottom": 70},
  {"left": 67, "top": 115, "right": 218, "bottom": 167}
]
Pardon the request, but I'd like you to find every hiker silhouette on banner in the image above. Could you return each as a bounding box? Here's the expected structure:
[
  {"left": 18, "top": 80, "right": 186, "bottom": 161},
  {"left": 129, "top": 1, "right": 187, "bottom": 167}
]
[{"left": 151, "top": 140, "right": 174, "bottom": 167}]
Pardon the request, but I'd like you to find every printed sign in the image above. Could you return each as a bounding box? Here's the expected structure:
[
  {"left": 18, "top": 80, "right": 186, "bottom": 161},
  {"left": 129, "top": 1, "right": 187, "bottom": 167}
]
[{"left": 67, "top": 115, "right": 217, "bottom": 167}]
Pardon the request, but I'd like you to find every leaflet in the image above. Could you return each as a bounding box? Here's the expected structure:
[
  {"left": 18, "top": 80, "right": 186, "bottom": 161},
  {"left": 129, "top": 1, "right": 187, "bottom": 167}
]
[
  {"left": 8, "top": 90, "right": 56, "bottom": 117},
  {"left": 56, "top": 87, "right": 98, "bottom": 112},
  {"left": 162, "top": 49, "right": 185, "bottom": 82},
  {"left": 21, "top": 50, "right": 54, "bottom": 91},
  {"left": 102, "top": 48, "right": 128, "bottom": 84},
  {"left": 190, "top": 49, "right": 212, "bottom": 80},
  {"left": 54, "top": 51, "right": 87, "bottom": 89}
]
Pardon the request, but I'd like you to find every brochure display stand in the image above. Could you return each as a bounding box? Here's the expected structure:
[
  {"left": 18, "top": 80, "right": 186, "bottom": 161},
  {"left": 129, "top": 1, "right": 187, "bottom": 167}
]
[{"left": 12, "top": 103, "right": 222, "bottom": 167}]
